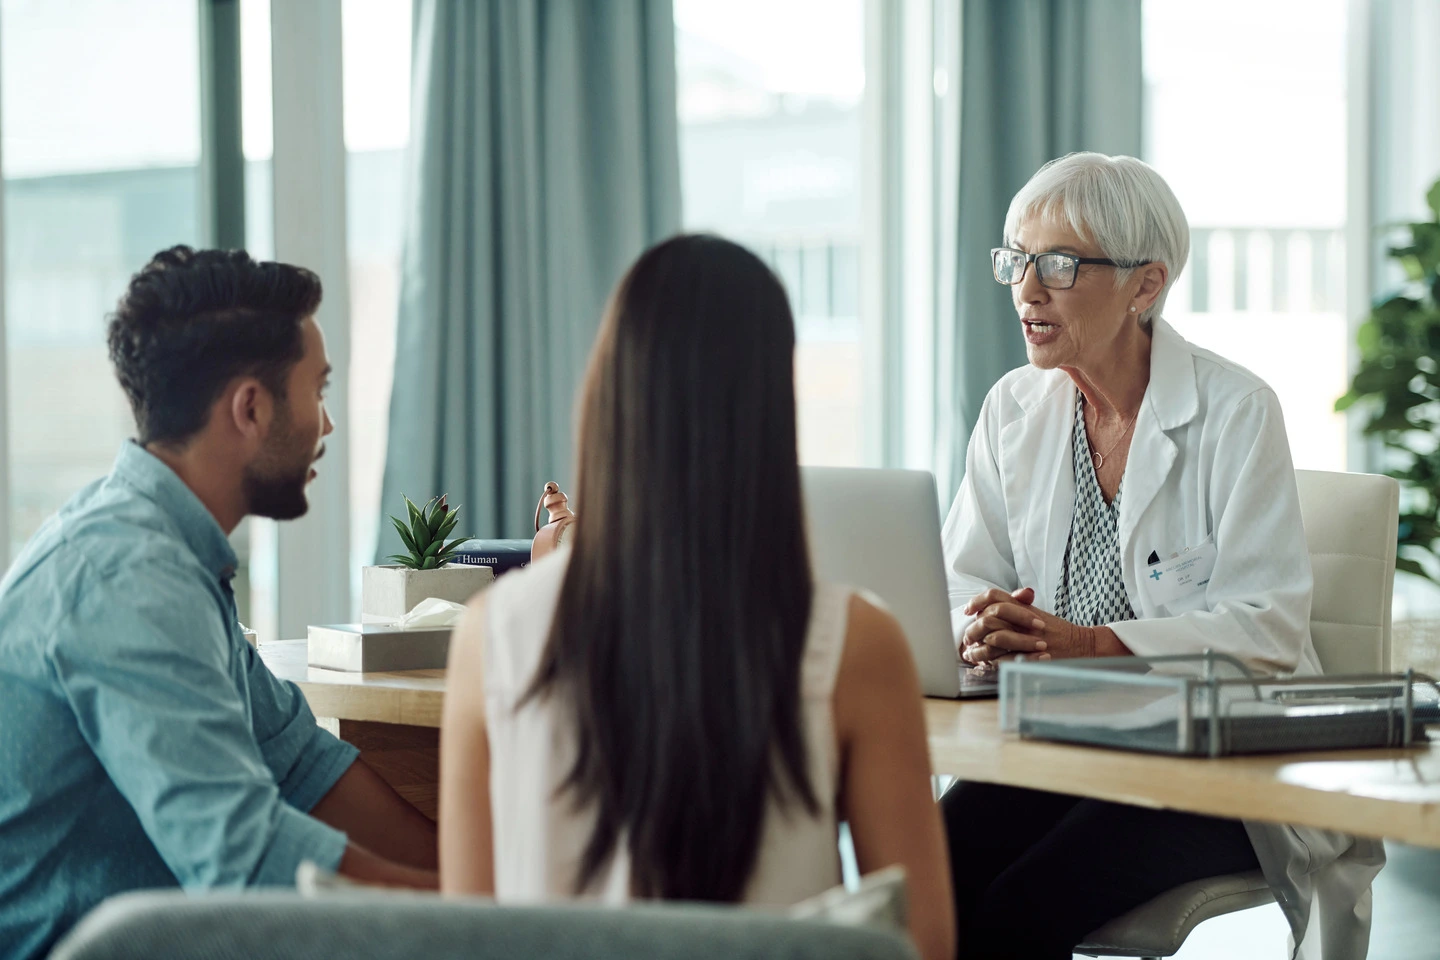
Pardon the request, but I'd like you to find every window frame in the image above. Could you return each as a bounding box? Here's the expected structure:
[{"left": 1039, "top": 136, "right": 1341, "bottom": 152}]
[
  {"left": 0, "top": 0, "right": 1386, "bottom": 578},
  {"left": 0, "top": 8, "right": 9, "bottom": 567},
  {"left": 267, "top": 0, "right": 353, "bottom": 640}
]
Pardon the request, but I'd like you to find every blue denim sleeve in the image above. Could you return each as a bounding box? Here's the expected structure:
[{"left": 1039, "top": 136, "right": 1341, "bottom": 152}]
[
  {"left": 49, "top": 559, "right": 348, "bottom": 888},
  {"left": 241, "top": 641, "right": 359, "bottom": 812}
]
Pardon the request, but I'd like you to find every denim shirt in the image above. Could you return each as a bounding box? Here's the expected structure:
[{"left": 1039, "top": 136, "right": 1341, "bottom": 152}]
[{"left": 0, "top": 443, "right": 357, "bottom": 960}]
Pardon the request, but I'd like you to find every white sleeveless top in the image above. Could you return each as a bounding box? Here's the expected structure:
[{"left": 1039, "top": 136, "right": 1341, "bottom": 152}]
[{"left": 481, "top": 548, "right": 849, "bottom": 906}]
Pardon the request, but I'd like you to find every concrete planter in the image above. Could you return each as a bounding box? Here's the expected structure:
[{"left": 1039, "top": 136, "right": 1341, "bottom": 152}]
[{"left": 361, "top": 563, "right": 495, "bottom": 623}]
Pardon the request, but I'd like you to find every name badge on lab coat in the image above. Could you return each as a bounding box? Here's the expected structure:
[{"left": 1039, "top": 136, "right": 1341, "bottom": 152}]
[{"left": 1144, "top": 541, "right": 1217, "bottom": 607}]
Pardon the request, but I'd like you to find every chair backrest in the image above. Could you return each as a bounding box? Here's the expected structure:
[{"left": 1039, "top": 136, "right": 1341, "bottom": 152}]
[
  {"left": 49, "top": 891, "right": 918, "bottom": 960},
  {"left": 1294, "top": 469, "right": 1400, "bottom": 675}
]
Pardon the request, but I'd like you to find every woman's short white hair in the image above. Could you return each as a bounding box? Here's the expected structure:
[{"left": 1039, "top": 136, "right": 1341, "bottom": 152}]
[{"left": 1003, "top": 152, "right": 1189, "bottom": 329}]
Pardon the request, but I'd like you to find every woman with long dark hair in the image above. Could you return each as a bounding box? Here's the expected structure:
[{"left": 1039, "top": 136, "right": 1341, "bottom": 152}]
[{"left": 439, "top": 235, "right": 952, "bottom": 960}]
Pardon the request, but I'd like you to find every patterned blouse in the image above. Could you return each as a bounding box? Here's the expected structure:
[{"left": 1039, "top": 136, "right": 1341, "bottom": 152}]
[{"left": 1054, "top": 393, "right": 1138, "bottom": 627}]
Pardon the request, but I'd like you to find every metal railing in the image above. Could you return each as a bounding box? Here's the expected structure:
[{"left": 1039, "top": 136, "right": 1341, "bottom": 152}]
[
  {"left": 745, "top": 227, "right": 1347, "bottom": 342},
  {"left": 744, "top": 237, "right": 861, "bottom": 340},
  {"left": 1177, "top": 227, "right": 1346, "bottom": 315}
]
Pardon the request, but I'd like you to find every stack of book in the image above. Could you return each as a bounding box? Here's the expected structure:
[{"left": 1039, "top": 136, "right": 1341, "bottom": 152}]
[{"left": 449, "top": 539, "right": 533, "bottom": 577}]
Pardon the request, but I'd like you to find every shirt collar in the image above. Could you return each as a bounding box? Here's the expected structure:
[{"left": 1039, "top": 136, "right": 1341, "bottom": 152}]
[
  {"left": 111, "top": 441, "right": 240, "bottom": 581},
  {"left": 1145, "top": 317, "right": 1200, "bottom": 431}
]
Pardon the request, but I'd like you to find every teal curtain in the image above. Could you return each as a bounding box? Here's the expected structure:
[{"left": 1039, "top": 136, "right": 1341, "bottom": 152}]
[
  {"left": 378, "top": 0, "right": 681, "bottom": 552},
  {"left": 934, "top": 0, "right": 1141, "bottom": 501}
]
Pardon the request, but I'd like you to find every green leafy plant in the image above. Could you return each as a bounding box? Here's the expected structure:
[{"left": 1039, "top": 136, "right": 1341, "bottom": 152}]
[
  {"left": 1336, "top": 177, "right": 1440, "bottom": 582},
  {"left": 386, "top": 494, "right": 473, "bottom": 570}
]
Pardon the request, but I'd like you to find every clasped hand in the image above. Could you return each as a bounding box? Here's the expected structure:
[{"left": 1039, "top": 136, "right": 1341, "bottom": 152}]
[{"left": 960, "top": 587, "right": 1091, "bottom": 675}]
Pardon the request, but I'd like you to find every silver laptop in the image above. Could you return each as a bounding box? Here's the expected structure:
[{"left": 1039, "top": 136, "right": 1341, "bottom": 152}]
[{"left": 801, "top": 467, "right": 997, "bottom": 700}]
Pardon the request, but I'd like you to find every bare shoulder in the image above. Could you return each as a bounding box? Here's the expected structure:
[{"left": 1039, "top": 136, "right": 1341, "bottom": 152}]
[
  {"left": 455, "top": 589, "right": 491, "bottom": 650},
  {"left": 463, "top": 584, "right": 492, "bottom": 620},
  {"left": 444, "top": 591, "right": 492, "bottom": 718},
  {"left": 834, "top": 593, "right": 923, "bottom": 729},
  {"left": 841, "top": 593, "right": 911, "bottom": 670}
]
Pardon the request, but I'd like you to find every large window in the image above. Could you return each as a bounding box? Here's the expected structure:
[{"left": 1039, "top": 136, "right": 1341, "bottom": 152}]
[
  {"left": 1, "top": 0, "right": 202, "bottom": 556},
  {"left": 1144, "top": 0, "right": 1350, "bottom": 472},
  {"left": 235, "top": 0, "right": 408, "bottom": 629},
  {"left": 241, "top": 0, "right": 408, "bottom": 595},
  {"left": 0, "top": 1, "right": 1382, "bottom": 641},
  {"left": 343, "top": 0, "right": 411, "bottom": 584},
  {"left": 238, "top": 0, "right": 274, "bottom": 635},
  {"left": 674, "top": 0, "right": 866, "bottom": 466},
  {"left": 1140, "top": 6, "right": 1352, "bottom": 954}
]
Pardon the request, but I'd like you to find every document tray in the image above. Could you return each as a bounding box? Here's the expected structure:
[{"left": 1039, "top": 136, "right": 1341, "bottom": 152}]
[{"left": 998, "top": 653, "right": 1440, "bottom": 757}]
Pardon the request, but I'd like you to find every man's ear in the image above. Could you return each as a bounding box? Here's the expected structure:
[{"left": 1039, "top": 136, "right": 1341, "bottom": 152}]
[{"left": 228, "top": 378, "right": 272, "bottom": 442}]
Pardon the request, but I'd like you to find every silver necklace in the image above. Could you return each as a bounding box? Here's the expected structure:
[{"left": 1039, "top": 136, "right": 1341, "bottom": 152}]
[{"left": 1085, "top": 402, "right": 1137, "bottom": 470}]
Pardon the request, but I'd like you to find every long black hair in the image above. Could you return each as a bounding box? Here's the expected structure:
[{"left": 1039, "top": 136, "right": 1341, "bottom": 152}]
[{"left": 523, "top": 234, "right": 817, "bottom": 902}]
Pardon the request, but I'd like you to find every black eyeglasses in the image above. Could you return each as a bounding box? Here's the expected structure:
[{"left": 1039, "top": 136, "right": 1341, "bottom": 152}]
[{"left": 991, "top": 247, "right": 1150, "bottom": 290}]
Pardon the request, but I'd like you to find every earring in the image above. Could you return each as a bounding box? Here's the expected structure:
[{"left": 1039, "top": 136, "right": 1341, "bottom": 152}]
[{"left": 1129, "top": 305, "right": 1137, "bottom": 313}]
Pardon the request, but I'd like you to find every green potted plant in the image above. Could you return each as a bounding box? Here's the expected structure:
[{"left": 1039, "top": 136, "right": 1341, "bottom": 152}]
[
  {"left": 1336, "top": 177, "right": 1440, "bottom": 583},
  {"left": 361, "top": 495, "right": 492, "bottom": 622}
]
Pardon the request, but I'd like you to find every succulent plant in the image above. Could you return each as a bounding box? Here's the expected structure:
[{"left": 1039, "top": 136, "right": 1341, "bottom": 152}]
[{"left": 386, "top": 494, "right": 473, "bottom": 570}]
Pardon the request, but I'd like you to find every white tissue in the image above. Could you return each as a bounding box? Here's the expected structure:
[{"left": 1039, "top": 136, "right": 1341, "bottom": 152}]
[{"left": 390, "top": 597, "right": 469, "bottom": 629}]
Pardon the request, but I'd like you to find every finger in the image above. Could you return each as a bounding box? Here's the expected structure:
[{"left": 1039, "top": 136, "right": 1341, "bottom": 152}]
[
  {"left": 980, "top": 630, "right": 1049, "bottom": 654},
  {"left": 983, "top": 602, "right": 1047, "bottom": 631},
  {"left": 966, "top": 644, "right": 1031, "bottom": 665},
  {"left": 966, "top": 586, "right": 1037, "bottom": 616},
  {"left": 962, "top": 644, "right": 990, "bottom": 664},
  {"left": 962, "top": 641, "right": 1001, "bottom": 664},
  {"left": 963, "top": 614, "right": 1009, "bottom": 647},
  {"left": 964, "top": 588, "right": 1014, "bottom": 616},
  {"left": 964, "top": 642, "right": 1012, "bottom": 664},
  {"left": 963, "top": 620, "right": 986, "bottom": 647},
  {"left": 969, "top": 649, "right": 1044, "bottom": 670}
]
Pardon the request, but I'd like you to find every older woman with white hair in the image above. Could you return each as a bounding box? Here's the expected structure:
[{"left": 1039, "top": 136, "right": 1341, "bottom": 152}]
[{"left": 940, "top": 153, "right": 1382, "bottom": 959}]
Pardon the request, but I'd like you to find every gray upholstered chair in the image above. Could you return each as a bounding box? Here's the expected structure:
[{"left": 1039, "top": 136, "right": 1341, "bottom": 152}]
[
  {"left": 1075, "top": 469, "right": 1400, "bottom": 959},
  {"left": 49, "top": 889, "right": 917, "bottom": 960}
]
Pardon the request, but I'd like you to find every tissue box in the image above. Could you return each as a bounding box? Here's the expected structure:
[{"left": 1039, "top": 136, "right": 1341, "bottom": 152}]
[{"left": 307, "top": 624, "right": 454, "bottom": 672}]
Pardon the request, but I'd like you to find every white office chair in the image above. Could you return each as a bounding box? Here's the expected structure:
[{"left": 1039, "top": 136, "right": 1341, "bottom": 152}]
[{"left": 1075, "top": 469, "right": 1400, "bottom": 959}]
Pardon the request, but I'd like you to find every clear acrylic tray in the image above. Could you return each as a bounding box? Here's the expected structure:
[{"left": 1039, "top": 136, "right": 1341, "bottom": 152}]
[{"left": 998, "top": 653, "right": 1440, "bottom": 757}]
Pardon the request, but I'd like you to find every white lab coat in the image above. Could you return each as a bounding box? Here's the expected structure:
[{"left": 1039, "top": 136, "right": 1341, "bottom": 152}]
[{"left": 941, "top": 317, "right": 1385, "bottom": 959}]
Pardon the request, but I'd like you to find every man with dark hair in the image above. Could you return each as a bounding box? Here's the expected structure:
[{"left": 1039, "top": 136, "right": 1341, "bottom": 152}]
[{"left": 0, "top": 247, "right": 437, "bottom": 960}]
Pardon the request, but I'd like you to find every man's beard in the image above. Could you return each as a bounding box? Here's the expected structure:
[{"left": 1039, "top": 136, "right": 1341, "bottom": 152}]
[{"left": 243, "top": 406, "right": 321, "bottom": 521}]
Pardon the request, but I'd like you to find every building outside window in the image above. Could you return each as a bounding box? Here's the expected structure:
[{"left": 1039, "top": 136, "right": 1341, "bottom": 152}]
[
  {"left": 1143, "top": 0, "right": 1349, "bottom": 474},
  {"left": 342, "top": 0, "right": 411, "bottom": 594},
  {"left": 675, "top": 0, "right": 866, "bottom": 466},
  {"left": 0, "top": 0, "right": 202, "bottom": 562}
]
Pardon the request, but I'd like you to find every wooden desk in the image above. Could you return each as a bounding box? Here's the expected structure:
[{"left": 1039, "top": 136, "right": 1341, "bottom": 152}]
[
  {"left": 258, "top": 642, "right": 445, "bottom": 817},
  {"left": 260, "top": 639, "right": 447, "bottom": 727},
  {"left": 259, "top": 639, "right": 1440, "bottom": 847}
]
